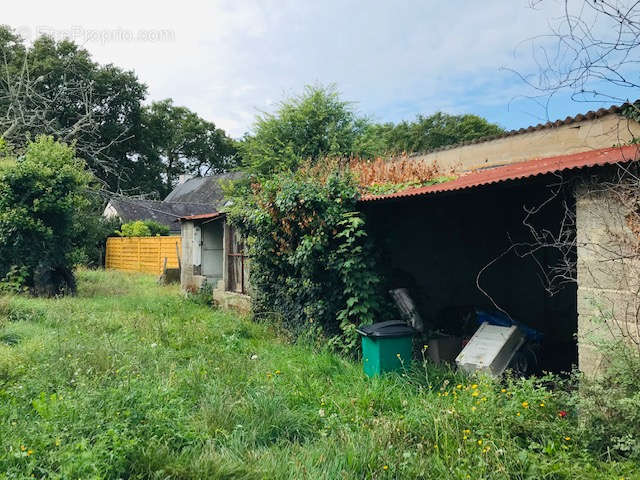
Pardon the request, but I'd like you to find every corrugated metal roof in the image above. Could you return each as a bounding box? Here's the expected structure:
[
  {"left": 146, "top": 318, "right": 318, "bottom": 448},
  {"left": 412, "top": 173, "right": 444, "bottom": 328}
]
[
  {"left": 360, "top": 145, "right": 640, "bottom": 203},
  {"left": 179, "top": 212, "right": 225, "bottom": 222}
]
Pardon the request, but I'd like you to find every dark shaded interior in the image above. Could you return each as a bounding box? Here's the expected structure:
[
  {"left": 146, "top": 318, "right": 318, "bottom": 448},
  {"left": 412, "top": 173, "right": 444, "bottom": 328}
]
[{"left": 363, "top": 175, "right": 578, "bottom": 373}]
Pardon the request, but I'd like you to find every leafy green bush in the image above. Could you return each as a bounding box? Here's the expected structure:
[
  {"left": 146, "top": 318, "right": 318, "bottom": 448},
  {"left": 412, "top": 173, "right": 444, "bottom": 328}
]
[
  {"left": 117, "top": 220, "right": 170, "bottom": 237},
  {"left": 239, "top": 85, "right": 368, "bottom": 177},
  {"left": 226, "top": 167, "right": 385, "bottom": 351},
  {"left": 71, "top": 211, "right": 121, "bottom": 267},
  {"left": 0, "top": 136, "right": 93, "bottom": 295}
]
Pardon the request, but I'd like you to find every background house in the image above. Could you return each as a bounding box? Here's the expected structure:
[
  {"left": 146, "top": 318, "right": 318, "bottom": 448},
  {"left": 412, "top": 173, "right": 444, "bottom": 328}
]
[
  {"left": 103, "top": 197, "right": 216, "bottom": 234},
  {"left": 102, "top": 173, "right": 239, "bottom": 233}
]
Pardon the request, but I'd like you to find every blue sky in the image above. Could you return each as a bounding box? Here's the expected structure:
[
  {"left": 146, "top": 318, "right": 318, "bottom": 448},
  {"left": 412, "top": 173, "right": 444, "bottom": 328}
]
[{"left": 4, "top": 0, "right": 637, "bottom": 137}]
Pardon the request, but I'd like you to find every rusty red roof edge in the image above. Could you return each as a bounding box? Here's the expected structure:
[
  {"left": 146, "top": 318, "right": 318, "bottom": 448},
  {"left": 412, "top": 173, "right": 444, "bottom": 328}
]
[
  {"left": 178, "top": 211, "right": 225, "bottom": 221},
  {"left": 360, "top": 145, "right": 640, "bottom": 203}
]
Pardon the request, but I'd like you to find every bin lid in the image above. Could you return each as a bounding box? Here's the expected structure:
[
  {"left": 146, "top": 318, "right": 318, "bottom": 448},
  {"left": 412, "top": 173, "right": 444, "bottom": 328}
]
[{"left": 356, "top": 320, "right": 416, "bottom": 338}]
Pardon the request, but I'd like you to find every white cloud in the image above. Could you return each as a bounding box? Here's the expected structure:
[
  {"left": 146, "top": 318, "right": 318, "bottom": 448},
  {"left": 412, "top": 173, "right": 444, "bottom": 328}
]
[{"left": 4, "top": 0, "right": 566, "bottom": 136}]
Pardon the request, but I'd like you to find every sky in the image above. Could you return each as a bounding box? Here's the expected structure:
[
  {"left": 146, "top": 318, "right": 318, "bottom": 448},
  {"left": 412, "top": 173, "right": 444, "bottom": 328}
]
[{"left": 3, "top": 0, "right": 635, "bottom": 138}]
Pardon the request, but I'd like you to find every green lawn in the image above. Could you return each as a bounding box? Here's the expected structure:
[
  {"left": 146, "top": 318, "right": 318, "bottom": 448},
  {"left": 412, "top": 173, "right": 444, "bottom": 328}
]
[{"left": 0, "top": 270, "right": 637, "bottom": 479}]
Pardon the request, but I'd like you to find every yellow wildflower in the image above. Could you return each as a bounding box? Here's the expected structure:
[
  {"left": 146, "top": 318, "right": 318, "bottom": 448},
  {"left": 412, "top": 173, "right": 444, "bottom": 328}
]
[
  {"left": 477, "top": 439, "right": 483, "bottom": 445},
  {"left": 564, "top": 436, "right": 571, "bottom": 441},
  {"left": 522, "top": 401, "right": 529, "bottom": 408},
  {"left": 471, "top": 384, "right": 478, "bottom": 390},
  {"left": 501, "top": 388, "right": 506, "bottom": 393},
  {"left": 383, "top": 465, "right": 389, "bottom": 471}
]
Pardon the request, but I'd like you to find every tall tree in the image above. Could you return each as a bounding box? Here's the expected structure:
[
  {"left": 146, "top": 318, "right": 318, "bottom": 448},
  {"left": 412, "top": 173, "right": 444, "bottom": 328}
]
[
  {"left": 0, "top": 28, "right": 148, "bottom": 193},
  {"left": 0, "top": 26, "right": 237, "bottom": 197},
  {"left": 140, "top": 99, "right": 237, "bottom": 193},
  {"left": 239, "top": 85, "right": 504, "bottom": 176},
  {"left": 240, "top": 85, "right": 368, "bottom": 176}
]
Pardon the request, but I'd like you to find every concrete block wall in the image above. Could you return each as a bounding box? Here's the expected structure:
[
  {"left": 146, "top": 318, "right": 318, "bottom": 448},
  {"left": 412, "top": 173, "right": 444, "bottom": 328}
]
[
  {"left": 412, "top": 114, "right": 640, "bottom": 175},
  {"left": 576, "top": 184, "right": 640, "bottom": 375},
  {"left": 180, "top": 220, "right": 210, "bottom": 292},
  {"left": 180, "top": 221, "right": 194, "bottom": 289}
]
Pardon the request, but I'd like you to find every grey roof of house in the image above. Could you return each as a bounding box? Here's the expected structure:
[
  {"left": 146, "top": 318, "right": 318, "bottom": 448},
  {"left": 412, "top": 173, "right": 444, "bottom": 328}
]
[
  {"left": 163, "top": 172, "right": 243, "bottom": 206},
  {"left": 108, "top": 197, "right": 217, "bottom": 232}
]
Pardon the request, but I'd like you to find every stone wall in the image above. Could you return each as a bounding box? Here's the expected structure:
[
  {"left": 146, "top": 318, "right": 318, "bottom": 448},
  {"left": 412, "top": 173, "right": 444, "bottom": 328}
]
[{"left": 576, "top": 183, "right": 640, "bottom": 376}]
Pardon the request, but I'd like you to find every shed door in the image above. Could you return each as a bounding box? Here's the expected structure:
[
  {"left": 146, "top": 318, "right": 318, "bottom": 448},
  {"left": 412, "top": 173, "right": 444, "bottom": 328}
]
[
  {"left": 201, "top": 221, "right": 224, "bottom": 285},
  {"left": 227, "top": 226, "right": 248, "bottom": 294}
]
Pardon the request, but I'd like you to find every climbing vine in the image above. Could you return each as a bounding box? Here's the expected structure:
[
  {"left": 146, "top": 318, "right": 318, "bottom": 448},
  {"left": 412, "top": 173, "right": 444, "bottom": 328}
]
[{"left": 226, "top": 167, "right": 385, "bottom": 352}]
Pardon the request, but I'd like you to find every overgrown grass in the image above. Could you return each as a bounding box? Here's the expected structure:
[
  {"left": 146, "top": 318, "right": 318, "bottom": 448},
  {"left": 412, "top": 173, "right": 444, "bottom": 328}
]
[{"left": 0, "top": 269, "right": 638, "bottom": 479}]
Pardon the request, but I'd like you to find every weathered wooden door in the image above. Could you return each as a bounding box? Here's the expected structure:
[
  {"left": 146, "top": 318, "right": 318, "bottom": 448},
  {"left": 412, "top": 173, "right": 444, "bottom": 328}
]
[{"left": 227, "top": 226, "right": 248, "bottom": 294}]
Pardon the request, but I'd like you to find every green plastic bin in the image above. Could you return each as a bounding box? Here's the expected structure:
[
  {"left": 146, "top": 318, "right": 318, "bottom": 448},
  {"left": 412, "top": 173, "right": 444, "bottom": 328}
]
[{"left": 357, "top": 321, "right": 416, "bottom": 377}]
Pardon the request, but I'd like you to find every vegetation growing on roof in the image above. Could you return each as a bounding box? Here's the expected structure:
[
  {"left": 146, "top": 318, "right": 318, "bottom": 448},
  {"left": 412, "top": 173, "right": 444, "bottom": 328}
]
[{"left": 349, "top": 156, "right": 455, "bottom": 195}]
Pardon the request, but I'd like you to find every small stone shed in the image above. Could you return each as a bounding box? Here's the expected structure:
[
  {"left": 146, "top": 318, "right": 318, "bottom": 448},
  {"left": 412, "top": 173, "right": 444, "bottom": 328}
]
[
  {"left": 179, "top": 212, "right": 250, "bottom": 311},
  {"left": 360, "top": 104, "right": 640, "bottom": 376}
]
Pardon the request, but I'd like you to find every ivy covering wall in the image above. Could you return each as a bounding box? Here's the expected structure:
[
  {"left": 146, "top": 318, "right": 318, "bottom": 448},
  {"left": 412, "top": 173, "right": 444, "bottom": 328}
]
[{"left": 226, "top": 167, "right": 386, "bottom": 352}]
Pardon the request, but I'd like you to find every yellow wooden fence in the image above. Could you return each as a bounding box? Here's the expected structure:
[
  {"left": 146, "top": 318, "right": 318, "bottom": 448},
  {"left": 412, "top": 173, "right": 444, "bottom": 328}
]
[{"left": 106, "top": 236, "right": 182, "bottom": 275}]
